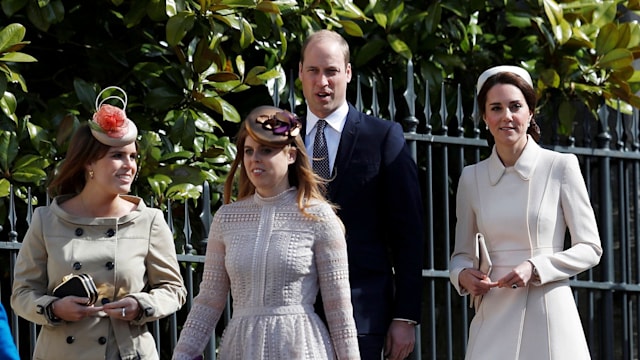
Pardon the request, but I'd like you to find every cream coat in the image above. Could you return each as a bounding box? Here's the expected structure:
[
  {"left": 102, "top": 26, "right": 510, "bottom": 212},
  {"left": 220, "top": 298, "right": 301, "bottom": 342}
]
[
  {"left": 11, "top": 195, "right": 186, "bottom": 360},
  {"left": 450, "top": 138, "right": 602, "bottom": 360}
]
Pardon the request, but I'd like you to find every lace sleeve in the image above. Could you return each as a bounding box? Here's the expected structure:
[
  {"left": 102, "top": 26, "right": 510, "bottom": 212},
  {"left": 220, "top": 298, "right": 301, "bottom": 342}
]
[
  {"left": 314, "top": 205, "right": 360, "bottom": 360},
  {"left": 172, "top": 215, "right": 230, "bottom": 360}
]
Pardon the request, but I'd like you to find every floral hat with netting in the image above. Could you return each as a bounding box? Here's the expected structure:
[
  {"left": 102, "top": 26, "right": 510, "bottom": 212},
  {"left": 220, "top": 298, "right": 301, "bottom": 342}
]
[{"left": 88, "top": 86, "right": 138, "bottom": 147}]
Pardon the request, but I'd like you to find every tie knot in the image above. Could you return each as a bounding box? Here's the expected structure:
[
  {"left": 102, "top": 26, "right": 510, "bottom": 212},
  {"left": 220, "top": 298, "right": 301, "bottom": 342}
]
[{"left": 316, "top": 119, "right": 327, "bottom": 131}]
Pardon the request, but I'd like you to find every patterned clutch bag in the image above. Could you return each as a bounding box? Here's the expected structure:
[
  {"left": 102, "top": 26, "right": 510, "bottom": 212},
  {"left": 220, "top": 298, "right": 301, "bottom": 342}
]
[{"left": 53, "top": 273, "right": 99, "bottom": 306}]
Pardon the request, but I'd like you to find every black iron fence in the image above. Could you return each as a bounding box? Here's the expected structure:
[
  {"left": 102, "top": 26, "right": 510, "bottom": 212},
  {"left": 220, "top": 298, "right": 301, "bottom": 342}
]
[{"left": 2, "top": 62, "right": 640, "bottom": 359}]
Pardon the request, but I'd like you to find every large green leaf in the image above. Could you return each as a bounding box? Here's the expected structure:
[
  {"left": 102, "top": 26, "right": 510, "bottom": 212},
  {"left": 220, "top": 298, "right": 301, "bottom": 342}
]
[
  {"left": 599, "top": 48, "right": 633, "bottom": 70},
  {"left": 558, "top": 100, "right": 577, "bottom": 135},
  {"left": 387, "top": 34, "right": 411, "bottom": 60},
  {"left": 166, "top": 182, "right": 203, "bottom": 200},
  {"left": 596, "top": 23, "right": 619, "bottom": 56},
  {"left": 552, "top": 18, "right": 572, "bottom": 45},
  {"left": 147, "top": 0, "right": 169, "bottom": 21},
  {"left": 166, "top": 11, "right": 196, "bottom": 46},
  {"left": 74, "top": 78, "right": 97, "bottom": 112},
  {"left": 25, "top": 121, "right": 50, "bottom": 153},
  {"left": 591, "top": 2, "right": 619, "bottom": 29},
  {"left": 193, "top": 110, "right": 220, "bottom": 133},
  {"left": 355, "top": 38, "right": 386, "bottom": 67},
  {"left": 11, "top": 167, "right": 47, "bottom": 184},
  {"left": 200, "top": 95, "right": 241, "bottom": 123},
  {"left": 0, "top": 130, "right": 18, "bottom": 173},
  {"left": 245, "top": 66, "right": 267, "bottom": 86},
  {"left": 160, "top": 164, "right": 206, "bottom": 187},
  {"left": 255, "top": 1, "right": 279, "bottom": 14},
  {"left": 1, "top": 0, "right": 28, "bottom": 17},
  {"left": 159, "top": 150, "right": 194, "bottom": 161},
  {"left": 0, "top": 52, "right": 37, "bottom": 62},
  {"left": 0, "top": 178, "right": 9, "bottom": 197},
  {"left": 542, "top": 0, "right": 561, "bottom": 28},
  {"left": 0, "top": 23, "right": 26, "bottom": 53},
  {"left": 333, "top": 0, "right": 368, "bottom": 20},
  {"left": 424, "top": 2, "right": 442, "bottom": 34},
  {"left": 239, "top": 18, "right": 254, "bottom": 49},
  {"left": 145, "top": 86, "right": 183, "bottom": 110},
  {"left": 373, "top": 10, "right": 387, "bottom": 29},
  {"left": 123, "top": 0, "right": 147, "bottom": 28},
  {"left": 13, "top": 154, "right": 50, "bottom": 171},
  {"left": 0, "top": 92, "right": 17, "bottom": 118}
]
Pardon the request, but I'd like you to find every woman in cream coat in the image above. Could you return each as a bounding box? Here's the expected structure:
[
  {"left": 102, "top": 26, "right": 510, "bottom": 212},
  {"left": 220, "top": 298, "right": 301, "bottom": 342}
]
[
  {"left": 11, "top": 87, "right": 186, "bottom": 360},
  {"left": 449, "top": 66, "right": 602, "bottom": 360}
]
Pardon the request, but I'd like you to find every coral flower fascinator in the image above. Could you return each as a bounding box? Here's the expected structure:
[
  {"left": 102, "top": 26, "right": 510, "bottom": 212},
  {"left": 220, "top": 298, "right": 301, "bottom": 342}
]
[{"left": 89, "top": 86, "right": 138, "bottom": 147}]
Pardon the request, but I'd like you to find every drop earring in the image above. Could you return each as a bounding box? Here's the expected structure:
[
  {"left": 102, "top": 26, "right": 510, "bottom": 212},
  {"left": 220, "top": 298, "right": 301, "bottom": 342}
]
[{"left": 89, "top": 169, "right": 94, "bottom": 179}]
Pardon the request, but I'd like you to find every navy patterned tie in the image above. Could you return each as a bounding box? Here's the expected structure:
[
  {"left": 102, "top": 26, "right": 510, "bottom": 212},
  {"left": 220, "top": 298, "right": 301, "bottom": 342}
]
[{"left": 312, "top": 119, "right": 331, "bottom": 179}]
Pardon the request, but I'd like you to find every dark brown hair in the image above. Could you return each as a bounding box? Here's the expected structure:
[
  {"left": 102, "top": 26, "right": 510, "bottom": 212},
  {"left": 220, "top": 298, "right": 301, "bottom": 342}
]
[
  {"left": 47, "top": 123, "right": 112, "bottom": 197},
  {"left": 477, "top": 71, "right": 541, "bottom": 143}
]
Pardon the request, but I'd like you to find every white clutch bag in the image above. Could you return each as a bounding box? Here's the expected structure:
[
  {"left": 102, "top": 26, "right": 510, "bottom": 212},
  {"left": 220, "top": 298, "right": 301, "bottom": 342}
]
[{"left": 470, "top": 232, "right": 492, "bottom": 311}]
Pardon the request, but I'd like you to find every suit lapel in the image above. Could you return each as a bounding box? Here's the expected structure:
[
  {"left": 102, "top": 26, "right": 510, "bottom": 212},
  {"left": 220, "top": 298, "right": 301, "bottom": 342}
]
[{"left": 328, "top": 105, "right": 360, "bottom": 198}]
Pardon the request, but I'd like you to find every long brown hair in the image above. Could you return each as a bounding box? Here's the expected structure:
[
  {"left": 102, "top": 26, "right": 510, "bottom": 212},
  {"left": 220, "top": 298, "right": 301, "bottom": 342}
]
[
  {"left": 223, "top": 112, "right": 329, "bottom": 219},
  {"left": 47, "top": 124, "right": 112, "bottom": 197}
]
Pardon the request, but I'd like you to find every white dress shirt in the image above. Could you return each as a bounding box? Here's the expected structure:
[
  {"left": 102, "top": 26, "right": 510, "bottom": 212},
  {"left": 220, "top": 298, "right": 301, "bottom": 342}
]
[{"left": 304, "top": 102, "right": 349, "bottom": 172}]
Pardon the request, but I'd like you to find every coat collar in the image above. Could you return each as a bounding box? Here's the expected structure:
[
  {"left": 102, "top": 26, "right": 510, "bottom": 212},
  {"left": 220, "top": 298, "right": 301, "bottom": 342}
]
[
  {"left": 488, "top": 135, "right": 540, "bottom": 185},
  {"left": 51, "top": 194, "right": 146, "bottom": 225}
]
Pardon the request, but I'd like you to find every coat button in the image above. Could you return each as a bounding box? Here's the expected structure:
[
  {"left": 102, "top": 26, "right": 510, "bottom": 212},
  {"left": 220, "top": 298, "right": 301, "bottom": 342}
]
[
  {"left": 98, "top": 336, "right": 107, "bottom": 345},
  {"left": 101, "top": 298, "right": 110, "bottom": 305},
  {"left": 144, "top": 307, "right": 154, "bottom": 317},
  {"left": 105, "top": 261, "right": 114, "bottom": 270},
  {"left": 66, "top": 336, "right": 75, "bottom": 344},
  {"left": 106, "top": 229, "right": 115, "bottom": 237},
  {"left": 73, "top": 262, "right": 82, "bottom": 270},
  {"left": 36, "top": 305, "right": 44, "bottom": 314},
  {"left": 75, "top": 228, "right": 83, "bottom": 236}
]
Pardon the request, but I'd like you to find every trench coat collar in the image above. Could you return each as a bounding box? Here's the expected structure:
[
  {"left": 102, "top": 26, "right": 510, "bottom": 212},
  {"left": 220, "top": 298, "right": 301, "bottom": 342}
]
[
  {"left": 50, "top": 194, "right": 146, "bottom": 225},
  {"left": 488, "top": 135, "right": 539, "bottom": 186}
]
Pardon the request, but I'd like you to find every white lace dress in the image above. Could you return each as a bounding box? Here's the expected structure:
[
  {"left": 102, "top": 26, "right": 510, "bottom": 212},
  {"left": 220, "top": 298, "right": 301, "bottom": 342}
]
[{"left": 172, "top": 188, "right": 360, "bottom": 360}]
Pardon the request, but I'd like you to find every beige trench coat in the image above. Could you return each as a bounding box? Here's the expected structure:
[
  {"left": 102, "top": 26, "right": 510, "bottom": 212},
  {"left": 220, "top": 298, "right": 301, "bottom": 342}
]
[
  {"left": 450, "top": 138, "right": 602, "bottom": 360},
  {"left": 11, "top": 195, "right": 186, "bottom": 360}
]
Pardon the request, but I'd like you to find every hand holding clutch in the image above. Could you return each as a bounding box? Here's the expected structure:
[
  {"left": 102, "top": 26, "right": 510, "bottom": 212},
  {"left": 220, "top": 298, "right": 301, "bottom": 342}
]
[
  {"left": 52, "top": 273, "right": 99, "bottom": 306},
  {"left": 470, "top": 233, "right": 492, "bottom": 311}
]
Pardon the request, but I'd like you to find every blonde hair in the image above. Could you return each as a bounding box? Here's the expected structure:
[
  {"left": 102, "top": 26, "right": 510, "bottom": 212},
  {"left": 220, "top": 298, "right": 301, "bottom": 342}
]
[{"left": 223, "top": 113, "right": 331, "bottom": 219}]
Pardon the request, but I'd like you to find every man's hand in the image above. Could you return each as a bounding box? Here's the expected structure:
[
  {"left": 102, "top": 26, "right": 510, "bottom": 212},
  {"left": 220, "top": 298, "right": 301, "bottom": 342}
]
[{"left": 383, "top": 320, "right": 416, "bottom": 360}]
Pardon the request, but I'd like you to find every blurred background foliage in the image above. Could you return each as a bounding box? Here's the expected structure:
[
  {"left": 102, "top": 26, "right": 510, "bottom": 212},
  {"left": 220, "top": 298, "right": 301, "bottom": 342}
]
[{"left": 1, "top": 0, "right": 640, "bottom": 248}]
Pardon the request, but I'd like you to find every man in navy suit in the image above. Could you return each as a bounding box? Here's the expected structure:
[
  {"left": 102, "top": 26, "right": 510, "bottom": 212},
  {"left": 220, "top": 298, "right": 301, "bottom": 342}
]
[{"left": 299, "top": 29, "right": 425, "bottom": 360}]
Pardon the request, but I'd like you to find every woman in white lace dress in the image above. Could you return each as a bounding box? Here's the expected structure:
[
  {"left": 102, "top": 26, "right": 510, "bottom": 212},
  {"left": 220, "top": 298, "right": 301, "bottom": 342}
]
[{"left": 172, "top": 106, "right": 360, "bottom": 360}]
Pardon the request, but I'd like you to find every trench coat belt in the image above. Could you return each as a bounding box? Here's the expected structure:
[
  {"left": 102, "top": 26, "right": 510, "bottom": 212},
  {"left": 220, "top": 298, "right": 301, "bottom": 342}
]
[
  {"left": 112, "top": 317, "right": 138, "bottom": 359},
  {"left": 233, "top": 304, "right": 314, "bottom": 317}
]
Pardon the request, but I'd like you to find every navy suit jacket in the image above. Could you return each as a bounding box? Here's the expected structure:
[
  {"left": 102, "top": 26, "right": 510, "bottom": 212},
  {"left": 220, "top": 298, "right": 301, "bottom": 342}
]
[{"left": 307, "top": 104, "right": 424, "bottom": 334}]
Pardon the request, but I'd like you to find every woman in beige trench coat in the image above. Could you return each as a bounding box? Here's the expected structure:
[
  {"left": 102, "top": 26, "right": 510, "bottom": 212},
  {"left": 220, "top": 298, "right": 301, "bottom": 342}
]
[
  {"left": 11, "top": 87, "right": 186, "bottom": 360},
  {"left": 449, "top": 66, "right": 602, "bottom": 360}
]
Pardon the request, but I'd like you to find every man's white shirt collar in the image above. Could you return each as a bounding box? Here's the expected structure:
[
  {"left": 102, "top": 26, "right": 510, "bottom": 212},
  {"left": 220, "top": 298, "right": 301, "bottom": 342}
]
[{"left": 305, "top": 102, "right": 349, "bottom": 135}]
